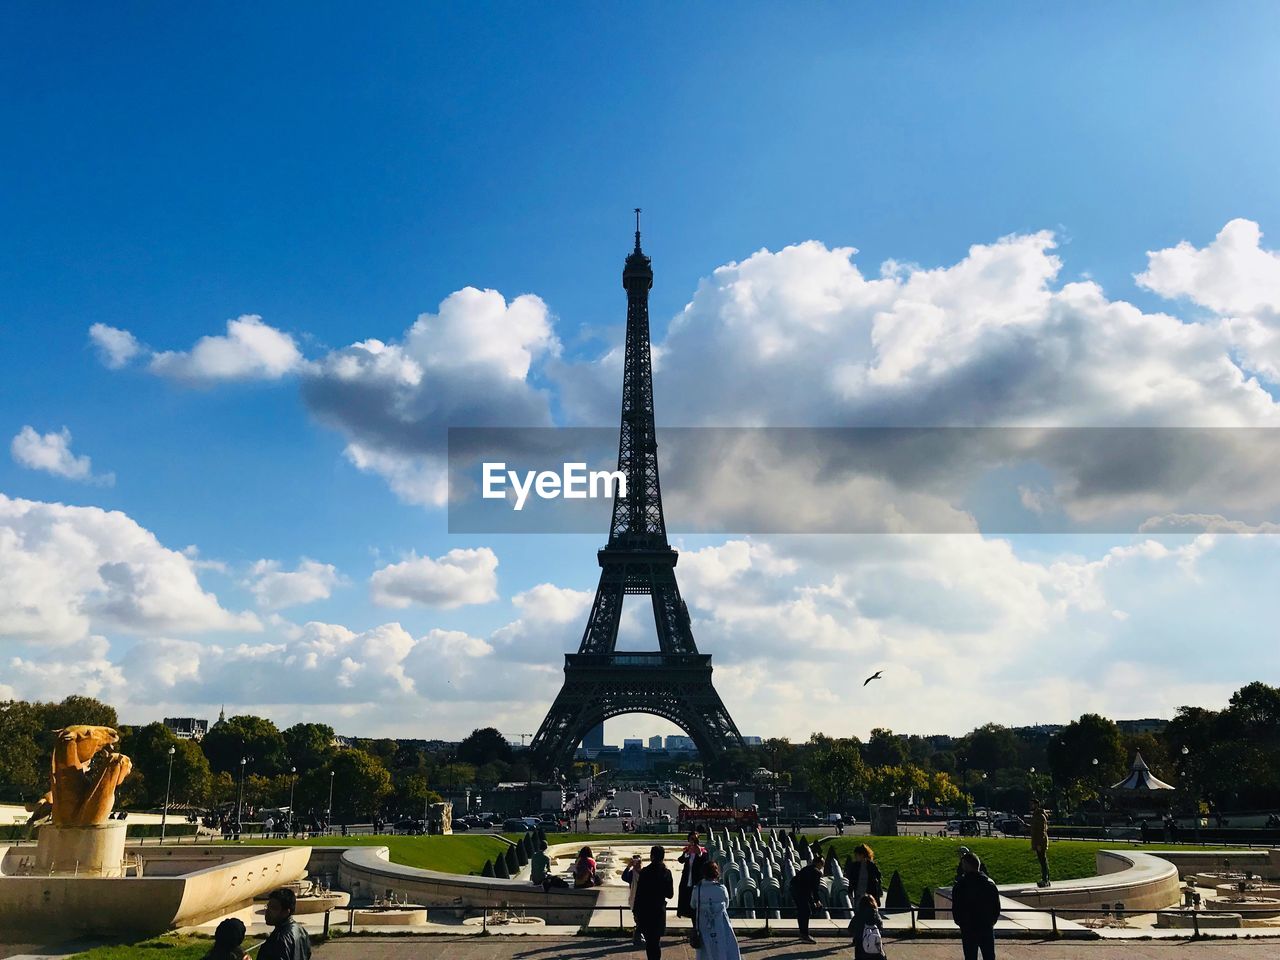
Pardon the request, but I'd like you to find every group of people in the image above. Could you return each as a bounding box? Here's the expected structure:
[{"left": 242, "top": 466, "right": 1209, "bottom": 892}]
[{"left": 611, "top": 831, "right": 1005, "bottom": 960}]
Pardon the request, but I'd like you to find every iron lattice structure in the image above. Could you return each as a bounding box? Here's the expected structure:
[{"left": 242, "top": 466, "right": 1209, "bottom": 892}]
[{"left": 529, "top": 216, "right": 744, "bottom": 772}]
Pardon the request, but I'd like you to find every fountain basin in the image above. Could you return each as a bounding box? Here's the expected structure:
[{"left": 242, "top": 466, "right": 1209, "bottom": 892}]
[{"left": 352, "top": 905, "right": 427, "bottom": 925}]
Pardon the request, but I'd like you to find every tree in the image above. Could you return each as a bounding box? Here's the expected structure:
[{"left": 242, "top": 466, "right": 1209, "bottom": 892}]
[
  {"left": 456, "top": 728, "right": 513, "bottom": 766},
  {"left": 802, "top": 734, "right": 867, "bottom": 811},
  {"left": 962, "top": 724, "right": 1020, "bottom": 772},
  {"left": 39, "top": 695, "right": 118, "bottom": 735},
  {"left": 1047, "top": 714, "right": 1124, "bottom": 791},
  {"left": 865, "top": 728, "right": 907, "bottom": 768},
  {"left": 119, "top": 722, "right": 211, "bottom": 807},
  {"left": 282, "top": 723, "right": 336, "bottom": 772},
  {"left": 439, "top": 763, "right": 477, "bottom": 788},
  {"left": 0, "top": 700, "right": 45, "bottom": 802},
  {"left": 395, "top": 772, "right": 444, "bottom": 811},
  {"left": 200, "top": 715, "right": 288, "bottom": 776},
  {"left": 329, "top": 749, "right": 393, "bottom": 820}
]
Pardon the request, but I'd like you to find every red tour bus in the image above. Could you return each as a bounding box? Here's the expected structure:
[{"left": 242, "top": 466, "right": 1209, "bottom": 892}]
[{"left": 678, "top": 807, "right": 759, "bottom": 829}]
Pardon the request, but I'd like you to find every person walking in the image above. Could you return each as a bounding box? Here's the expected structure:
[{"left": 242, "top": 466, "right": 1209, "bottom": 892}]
[
  {"left": 622, "top": 852, "right": 645, "bottom": 945},
  {"left": 1029, "top": 801, "right": 1050, "bottom": 887},
  {"left": 677, "top": 831, "right": 708, "bottom": 919},
  {"left": 694, "top": 860, "right": 741, "bottom": 960},
  {"left": 791, "top": 850, "right": 824, "bottom": 943},
  {"left": 847, "top": 843, "right": 884, "bottom": 906},
  {"left": 951, "top": 852, "right": 1000, "bottom": 960},
  {"left": 634, "top": 845, "right": 675, "bottom": 960},
  {"left": 851, "top": 893, "right": 886, "bottom": 960},
  {"left": 257, "top": 888, "right": 311, "bottom": 960}
]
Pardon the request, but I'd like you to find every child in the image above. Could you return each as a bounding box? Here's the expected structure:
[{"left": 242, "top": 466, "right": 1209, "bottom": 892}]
[{"left": 853, "top": 893, "right": 886, "bottom": 959}]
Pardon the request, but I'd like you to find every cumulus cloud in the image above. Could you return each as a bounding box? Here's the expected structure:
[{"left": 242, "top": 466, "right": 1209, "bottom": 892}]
[
  {"left": 0, "top": 494, "right": 259, "bottom": 646},
  {"left": 10, "top": 426, "right": 114, "bottom": 485},
  {"left": 88, "top": 323, "right": 143, "bottom": 369},
  {"left": 369, "top": 547, "right": 499, "bottom": 609},
  {"left": 246, "top": 558, "right": 343, "bottom": 610},
  {"left": 149, "top": 315, "right": 303, "bottom": 383},
  {"left": 301, "top": 288, "right": 559, "bottom": 506}
]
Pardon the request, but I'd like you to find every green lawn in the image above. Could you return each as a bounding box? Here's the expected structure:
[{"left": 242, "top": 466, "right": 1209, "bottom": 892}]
[
  {"left": 233, "top": 833, "right": 513, "bottom": 874},
  {"left": 815, "top": 835, "right": 1144, "bottom": 900},
  {"left": 68, "top": 935, "right": 260, "bottom": 959}
]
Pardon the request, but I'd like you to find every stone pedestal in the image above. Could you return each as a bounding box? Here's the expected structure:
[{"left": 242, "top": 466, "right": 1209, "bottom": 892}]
[{"left": 34, "top": 821, "right": 128, "bottom": 877}]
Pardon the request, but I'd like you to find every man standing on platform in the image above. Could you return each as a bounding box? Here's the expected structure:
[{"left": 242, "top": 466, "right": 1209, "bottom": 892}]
[
  {"left": 791, "top": 850, "right": 824, "bottom": 944},
  {"left": 1030, "top": 800, "right": 1050, "bottom": 887}
]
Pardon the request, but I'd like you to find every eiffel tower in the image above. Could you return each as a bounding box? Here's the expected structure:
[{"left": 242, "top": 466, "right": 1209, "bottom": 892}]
[{"left": 529, "top": 212, "right": 743, "bottom": 773}]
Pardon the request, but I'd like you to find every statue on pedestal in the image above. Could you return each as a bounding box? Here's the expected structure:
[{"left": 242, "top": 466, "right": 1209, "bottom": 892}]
[{"left": 25, "top": 725, "right": 133, "bottom": 826}]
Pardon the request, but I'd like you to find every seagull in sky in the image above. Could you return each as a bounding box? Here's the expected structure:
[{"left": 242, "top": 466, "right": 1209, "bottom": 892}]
[{"left": 863, "top": 670, "right": 883, "bottom": 686}]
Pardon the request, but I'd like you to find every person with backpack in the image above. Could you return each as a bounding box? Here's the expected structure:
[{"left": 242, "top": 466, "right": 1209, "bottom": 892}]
[
  {"left": 852, "top": 893, "right": 886, "bottom": 959},
  {"left": 694, "top": 860, "right": 741, "bottom": 959},
  {"left": 951, "top": 852, "right": 1001, "bottom": 960}
]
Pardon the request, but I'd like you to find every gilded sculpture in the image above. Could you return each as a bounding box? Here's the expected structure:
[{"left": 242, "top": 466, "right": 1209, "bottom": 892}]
[{"left": 25, "top": 725, "right": 133, "bottom": 826}]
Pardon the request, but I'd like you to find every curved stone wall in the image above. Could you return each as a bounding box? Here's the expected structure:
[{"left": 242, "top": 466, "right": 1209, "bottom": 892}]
[{"left": 336, "top": 845, "right": 597, "bottom": 923}]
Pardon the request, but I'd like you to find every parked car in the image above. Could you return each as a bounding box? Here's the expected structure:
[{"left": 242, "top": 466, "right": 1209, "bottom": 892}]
[
  {"left": 620, "top": 808, "right": 634, "bottom": 818},
  {"left": 502, "top": 818, "right": 530, "bottom": 832},
  {"left": 452, "top": 819, "right": 470, "bottom": 831}
]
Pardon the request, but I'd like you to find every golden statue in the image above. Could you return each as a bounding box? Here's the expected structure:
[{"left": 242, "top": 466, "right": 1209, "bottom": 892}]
[{"left": 25, "top": 725, "right": 133, "bottom": 826}]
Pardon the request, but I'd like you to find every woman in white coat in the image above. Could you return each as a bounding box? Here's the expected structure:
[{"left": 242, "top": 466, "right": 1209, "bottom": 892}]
[{"left": 694, "top": 860, "right": 741, "bottom": 960}]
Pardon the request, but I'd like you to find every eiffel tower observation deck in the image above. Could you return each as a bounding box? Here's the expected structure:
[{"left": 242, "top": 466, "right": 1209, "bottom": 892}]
[{"left": 528, "top": 212, "right": 744, "bottom": 773}]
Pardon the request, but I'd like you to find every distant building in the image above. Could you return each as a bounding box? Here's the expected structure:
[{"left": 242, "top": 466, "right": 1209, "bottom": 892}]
[
  {"left": 666, "top": 735, "right": 695, "bottom": 752},
  {"left": 648, "top": 735, "right": 663, "bottom": 749},
  {"left": 163, "top": 717, "right": 208, "bottom": 740},
  {"left": 1116, "top": 718, "right": 1168, "bottom": 735},
  {"left": 742, "top": 736, "right": 763, "bottom": 746},
  {"left": 583, "top": 723, "right": 605, "bottom": 750},
  {"left": 623, "top": 738, "right": 645, "bottom": 750}
]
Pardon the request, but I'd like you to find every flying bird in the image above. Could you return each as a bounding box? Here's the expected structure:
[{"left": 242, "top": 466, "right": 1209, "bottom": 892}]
[{"left": 863, "top": 670, "right": 883, "bottom": 686}]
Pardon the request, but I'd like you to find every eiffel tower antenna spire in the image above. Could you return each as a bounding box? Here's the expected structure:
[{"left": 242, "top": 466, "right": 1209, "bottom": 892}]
[{"left": 529, "top": 216, "right": 743, "bottom": 773}]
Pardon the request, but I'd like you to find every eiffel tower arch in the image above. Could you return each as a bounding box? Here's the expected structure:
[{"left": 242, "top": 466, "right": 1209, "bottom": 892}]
[{"left": 529, "top": 212, "right": 744, "bottom": 773}]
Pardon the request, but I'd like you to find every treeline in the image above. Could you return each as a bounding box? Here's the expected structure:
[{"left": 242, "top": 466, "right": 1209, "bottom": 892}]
[
  {"left": 0, "top": 698, "right": 521, "bottom": 821},
  {"left": 704, "top": 682, "right": 1280, "bottom": 813}
]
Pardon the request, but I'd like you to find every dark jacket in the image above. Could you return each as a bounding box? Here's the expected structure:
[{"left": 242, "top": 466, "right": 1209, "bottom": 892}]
[
  {"left": 848, "top": 859, "right": 884, "bottom": 901},
  {"left": 951, "top": 871, "right": 1001, "bottom": 931},
  {"left": 633, "top": 861, "right": 675, "bottom": 930},
  {"left": 791, "top": 862, "right": 823, "bottom": 905},
  {"left": 258, "top": 920, "right": 311, "bottom": 960}
]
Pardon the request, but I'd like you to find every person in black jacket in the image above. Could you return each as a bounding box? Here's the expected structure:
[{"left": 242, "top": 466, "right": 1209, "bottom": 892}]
[
  {"left": 791, "top": 851, "right": 824, "bottom": 943},
  {"left": 633, "top": 845, "right": 675, "bottom": 960},
  {"left": 951, "top": 852, "right": 1000, "bottom": 960},
  {"left": 847, "top": 843, "right": 884, "bottom": 906},
  {"left": 258, "top": 888, "right": 311, "bottom": 960}
]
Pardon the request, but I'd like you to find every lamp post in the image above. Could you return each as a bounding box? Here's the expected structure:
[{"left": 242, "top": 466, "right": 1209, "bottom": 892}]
[
  {"left": 235, "top": 756, "right": 252, "bottom": 838},
  {"left": 161, "top": 745, "right": 176, "bottom": 843},
  {"left": 1181, "top": 745, "right": 1200, "bottom": 842},
  {"left": 327, "top": 770, "right": 335, "bottom": 833},
  {"left": 982, "top": 772, "right": 990, "bottom": 836},
  {"left": 1091, "top": 757, "right": 1106, "bottom": 828},
  {"left": 287, "top": 766, "right": 297, "bottom": 837}
]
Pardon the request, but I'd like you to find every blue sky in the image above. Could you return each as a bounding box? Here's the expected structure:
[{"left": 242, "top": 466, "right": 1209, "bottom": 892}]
[{"left": 4, "top": 3, "right": 1280, "bottom": 743}]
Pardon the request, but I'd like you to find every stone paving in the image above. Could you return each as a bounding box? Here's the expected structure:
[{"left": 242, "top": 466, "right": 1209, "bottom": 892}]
[{"left": 314, "top": 935, "right": 1280, "bottom": 959}]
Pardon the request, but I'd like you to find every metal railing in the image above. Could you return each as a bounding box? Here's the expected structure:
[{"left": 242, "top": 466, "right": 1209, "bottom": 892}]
[{"left": 317, "top": 900, "right": 1234, "bottom": 939}]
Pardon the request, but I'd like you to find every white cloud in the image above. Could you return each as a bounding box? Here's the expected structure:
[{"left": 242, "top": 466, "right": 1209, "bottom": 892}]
[
  {"left": 369, "top": 547, "right": 499, "bottom": 609},
  {"left": 149, "top": 315, "right": 303, "bottom": 383},
  {"left": 246, "top": 558, "right": 343, "bottom": 610},
  {"left": 88, "top": 323, "right": 143, "bottom": 369},
  {"left": 0, "top": 494, "right": 259, "bottom": 646},
  {"left": 301, "top": 288, "right": 559, "bottom": 506},
  {"left": 1137, "top": 218, "right": 1280, "bottom": 319},
  {"left": 10, "top": 426, "right": 114, "bottom": 485}
]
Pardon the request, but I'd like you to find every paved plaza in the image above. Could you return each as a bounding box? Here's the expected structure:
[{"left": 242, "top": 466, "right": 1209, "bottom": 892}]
[{"left": 315, "top": 936, "right": 1280, "bottom": 960}]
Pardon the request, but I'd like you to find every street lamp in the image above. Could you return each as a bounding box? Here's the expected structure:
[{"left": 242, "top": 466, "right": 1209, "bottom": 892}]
[
  {"left": 236, "top": 756, "right": 248, "bottom": 837},
  {"left": 160, "top": 745, "right": 176, "bottom": 843},
  {"left": 327, "top": 770, "right": 335, "bottom": 833},
  {"left": 981, "top": 772, "right": 990, "bottom": 836},
  {"left": 1181, "top": 745, "right": 1200, "bottom": 842},
  {"left": 287, "top": 766, "right": 297, "bottom": 837}
]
